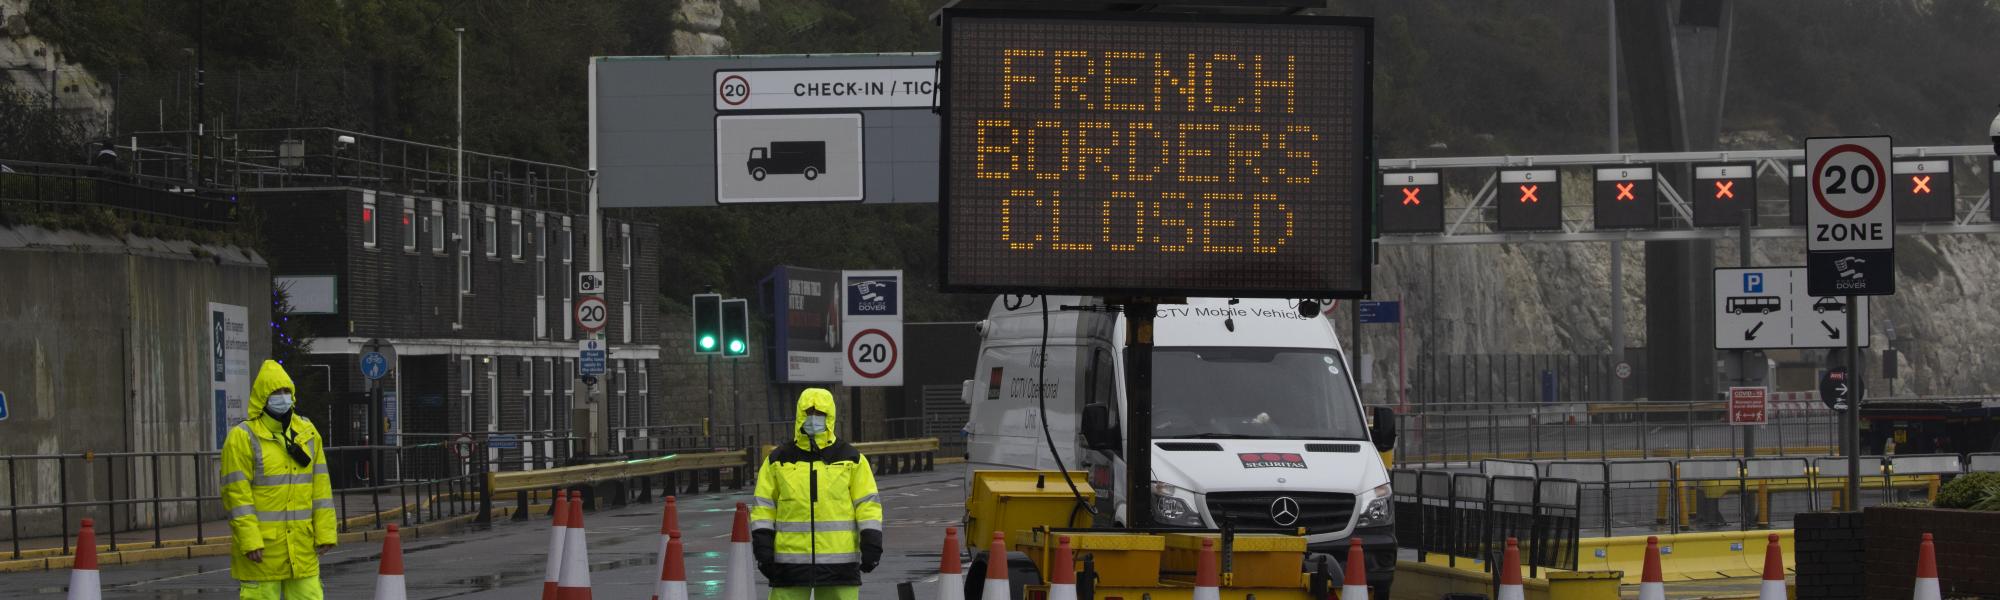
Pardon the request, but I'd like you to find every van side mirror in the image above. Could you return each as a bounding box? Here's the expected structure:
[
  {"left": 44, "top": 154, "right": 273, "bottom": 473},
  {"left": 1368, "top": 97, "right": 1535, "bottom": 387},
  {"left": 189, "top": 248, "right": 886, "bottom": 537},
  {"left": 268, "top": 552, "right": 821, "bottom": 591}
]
[
  {"left": 1081, "top": 404, "right": 1118, "bottom": 451},
  {"left": 1369, "top": 406, "right": 1398, "bottom": 453}
]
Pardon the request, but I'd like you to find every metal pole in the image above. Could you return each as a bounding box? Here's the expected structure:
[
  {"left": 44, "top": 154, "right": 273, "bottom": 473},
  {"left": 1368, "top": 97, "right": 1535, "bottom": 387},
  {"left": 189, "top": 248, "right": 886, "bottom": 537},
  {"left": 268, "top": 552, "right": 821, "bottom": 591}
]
[
  {"left": 706, "top": 355, "right": 715, "bottom": 447},
  {"left": 1845, "top": 294, "right": 1860, "bottom": 507},
  {"left": 454, "top": 27, "right": 467, "bottom": 333},
  {"left": 1122, "top": 301, "right": 1158, "bottom": 529},
  {"left": 1740, "top": 210, "right": 1756, "bottom": 459}
]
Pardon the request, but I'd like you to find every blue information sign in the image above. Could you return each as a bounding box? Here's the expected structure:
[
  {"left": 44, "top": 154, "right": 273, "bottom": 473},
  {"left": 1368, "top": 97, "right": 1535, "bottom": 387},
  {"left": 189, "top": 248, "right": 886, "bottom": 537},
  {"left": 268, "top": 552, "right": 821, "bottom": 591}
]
[
  {"left": 1358, "top": 300, "right": 1402, "bottom": 324},
  {"left": 488, "top": 433, "right": 519, "bottom": 450},
  {"left": 360, "top": 352, "right": 390, "bottom": 380},
  {"left": 579, "top": 351, "right": 607, "bottom": 376}
]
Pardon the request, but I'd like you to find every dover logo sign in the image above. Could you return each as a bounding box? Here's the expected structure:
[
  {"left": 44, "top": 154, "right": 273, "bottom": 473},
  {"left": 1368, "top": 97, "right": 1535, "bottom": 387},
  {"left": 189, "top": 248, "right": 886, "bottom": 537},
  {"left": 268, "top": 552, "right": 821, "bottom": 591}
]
[
  {"left": 1238, "top": 452, "right": 1307, "bottom": 469},
  {"left": 846, "top": 275, "right": 899, "bottom": 317}
]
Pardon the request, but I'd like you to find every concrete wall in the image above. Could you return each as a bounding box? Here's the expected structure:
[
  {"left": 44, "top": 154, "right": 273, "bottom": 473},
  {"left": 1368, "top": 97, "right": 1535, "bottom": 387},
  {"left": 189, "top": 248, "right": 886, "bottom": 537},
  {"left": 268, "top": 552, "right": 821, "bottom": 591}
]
[{"left": 0, "top": 225, "right": 269, "bottom": 539}]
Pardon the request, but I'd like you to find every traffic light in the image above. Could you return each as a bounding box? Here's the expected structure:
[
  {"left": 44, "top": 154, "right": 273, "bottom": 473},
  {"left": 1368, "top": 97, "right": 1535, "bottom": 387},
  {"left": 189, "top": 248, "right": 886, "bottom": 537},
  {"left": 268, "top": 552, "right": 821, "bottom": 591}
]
[
  {"left": 691, "top": 293, "right": 721, "bottom": 354},
  {"left": 721, "top": 298, "right": 750, "bottom": 358}
]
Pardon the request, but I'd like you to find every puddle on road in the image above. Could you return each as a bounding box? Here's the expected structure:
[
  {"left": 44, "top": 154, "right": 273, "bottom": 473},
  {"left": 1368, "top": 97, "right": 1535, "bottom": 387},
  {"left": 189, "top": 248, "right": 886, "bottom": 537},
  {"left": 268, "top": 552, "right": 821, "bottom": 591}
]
[{"left": 443, "top": 556, "right": 661, "bottom": 591}]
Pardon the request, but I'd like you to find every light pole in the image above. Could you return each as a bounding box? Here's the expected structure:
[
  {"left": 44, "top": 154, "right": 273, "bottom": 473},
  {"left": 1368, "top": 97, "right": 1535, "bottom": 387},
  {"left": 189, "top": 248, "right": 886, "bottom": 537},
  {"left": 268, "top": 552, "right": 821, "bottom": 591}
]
[{"left": 453, "top": 27, "right": 466, "bottom": 331}]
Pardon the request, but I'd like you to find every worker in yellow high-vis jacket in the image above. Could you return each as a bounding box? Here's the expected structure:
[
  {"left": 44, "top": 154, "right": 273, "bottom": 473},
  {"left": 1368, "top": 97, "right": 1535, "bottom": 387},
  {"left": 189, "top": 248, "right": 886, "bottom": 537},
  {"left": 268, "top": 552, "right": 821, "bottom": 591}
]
[
  {"left": 221, "top": 360, "right": 336, "bottom": 599},
  {"left": 750, "top": 388, "right": 885, "bottom": 600}
]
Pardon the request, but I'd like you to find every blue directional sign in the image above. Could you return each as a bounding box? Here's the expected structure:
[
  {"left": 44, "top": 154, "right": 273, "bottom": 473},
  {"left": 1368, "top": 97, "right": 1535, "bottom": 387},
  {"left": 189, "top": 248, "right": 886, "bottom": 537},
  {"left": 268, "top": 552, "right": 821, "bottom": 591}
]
[
  {"left": 360, "top": 352, "right": 390, "bottom": 380},
  {"left": 487, "top": 433, "right": 519, "bottom": 450},
  {"left": 1358, "top": 300, "right": 1402, "bottom": 325}
]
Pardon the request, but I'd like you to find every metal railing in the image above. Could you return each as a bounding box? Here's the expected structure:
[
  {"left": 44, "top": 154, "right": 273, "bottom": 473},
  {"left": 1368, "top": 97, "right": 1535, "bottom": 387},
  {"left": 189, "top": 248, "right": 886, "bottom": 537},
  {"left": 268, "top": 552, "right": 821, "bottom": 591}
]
[
  {"left": 0, "top": 159, "right": 243, "bottom": 227},
  {"left": 1391, "top": 469, "right": 1583, "bottom": 575},
  {"left": 1387, "top": 401, "right": 1841, "bottom": 467}
]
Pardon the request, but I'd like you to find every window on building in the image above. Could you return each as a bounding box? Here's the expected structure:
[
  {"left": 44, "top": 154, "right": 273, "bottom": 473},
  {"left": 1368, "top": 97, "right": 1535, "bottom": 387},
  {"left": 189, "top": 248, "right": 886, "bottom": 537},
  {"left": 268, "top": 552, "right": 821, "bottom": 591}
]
[
  {"left": 621, "top": 223, "right": 633, "bottom": 344},
  {"left": 361, "top": 193, "right": 378, "bottom": 249},
  {"left": 430, "top": 201, "right": 445, "bottom": 255},
  {"left": 541, "top": 358, "right": 555, "bottom": 434},
  {"left": 613, "top": 361, "right": 627, "bottom": 432},
  {"left": 557, "top": 358, "right": 572, "bottom": 432},
  {"left": 459, "top": 202, "right": 472, "bottom": 294},
  {"left": 402, "top": 197, "right": 417, "bottom": 252},
  {"left": 484, "top": 206, "right": 498, "bottom": 259},
  {"left": 535, "top": 214, "right": 548, "bottom": 339},
  {"left": 561, "top": 217, "right": 573, "bottom": 340},
  {"left": 637, "top": 361, "right": 650, "bottom": 428},
  {"left": 461, "top": 356, "right": 474, "bottom": 432},
  {"left": 522, "top": 357, "right": 535, "bottom": 432},
  {"left": 509, "top": 210, "right": 523, "bottom": 261},
  {"left": 486, "top": 358, "right": 499, "bottom": 433},
  {"left": 535, "top": 214, "right": 547, "bottom": 260}
]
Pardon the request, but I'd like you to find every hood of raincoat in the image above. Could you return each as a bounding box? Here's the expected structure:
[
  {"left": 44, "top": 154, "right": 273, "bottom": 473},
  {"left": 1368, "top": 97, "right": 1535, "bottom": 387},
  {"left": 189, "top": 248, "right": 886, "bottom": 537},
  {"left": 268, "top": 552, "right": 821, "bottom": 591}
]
[
  {"left": 248, "top": 360, "right": 296, "bottom": 421},
  {"left": 792, "top": 387, "right": 838, "bottom": 450}
]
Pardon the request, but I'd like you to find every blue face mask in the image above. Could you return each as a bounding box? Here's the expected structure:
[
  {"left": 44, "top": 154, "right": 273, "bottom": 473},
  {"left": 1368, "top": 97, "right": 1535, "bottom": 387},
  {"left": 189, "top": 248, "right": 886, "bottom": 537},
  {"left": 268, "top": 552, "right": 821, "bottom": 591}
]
[{"left": 803, "top": 414, "right": 828, "bottom": 436}]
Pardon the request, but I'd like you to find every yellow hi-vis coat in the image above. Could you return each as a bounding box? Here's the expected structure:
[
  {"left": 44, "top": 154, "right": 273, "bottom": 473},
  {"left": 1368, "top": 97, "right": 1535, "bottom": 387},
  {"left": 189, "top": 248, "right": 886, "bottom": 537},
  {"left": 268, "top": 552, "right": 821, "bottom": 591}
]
[
  {"left": 750, "top": 388, "right": 884, "bottom": 587},
  {"left": 221, "top": 360, "right": 336, "bottom": 581}
]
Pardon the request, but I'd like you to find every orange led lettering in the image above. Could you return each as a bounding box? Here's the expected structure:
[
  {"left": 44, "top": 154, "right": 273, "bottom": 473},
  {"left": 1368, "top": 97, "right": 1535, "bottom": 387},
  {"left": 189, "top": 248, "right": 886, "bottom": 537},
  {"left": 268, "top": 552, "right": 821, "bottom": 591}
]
[
  {"left": 1099, "top": 51, "right": 1149, "bottom": 111},
  {"left": 1911, "top": 175, "right": 1931, "bottom": 195},
  {"left": 1250, "top": 193, "right": 1292, "bottom": 254},
  {"left": 1519, "top": 184, "right": 1539, "bottom": 203},
  {"left": 1050, "top": 50, "right": 1092, "bottom": 109},
  {"left": 1104, "top": 191, "right": 1139, "bottom": 251},
  {"left": 1714, "top": 180, "right": 1735, "bottom": 199},
  {"left": 1154, "top": 53, "right": 1203, "bottom": 112},
  {"left": 1153, "top": 194, "right": 1194, "bottom": 252},
  {"left": 1249, "top": 54, "right": 1296, "bottom": 114},
  {"left": 975, "top": 119, "right": 1017, "bottom": 180},
  {"left": 1615, "top": 182, "right": 1635, "bottom": 201},
  {"left": 1401, "top": 188, "right": 1422, "bottom": 206},
  {"left": 1199, "top": 193, "right": 1244, "bottom": 253}
]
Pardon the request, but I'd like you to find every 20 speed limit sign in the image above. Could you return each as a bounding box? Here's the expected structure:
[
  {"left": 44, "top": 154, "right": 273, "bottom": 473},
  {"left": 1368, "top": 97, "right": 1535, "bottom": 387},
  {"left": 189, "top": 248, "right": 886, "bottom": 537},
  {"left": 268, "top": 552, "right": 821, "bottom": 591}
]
[
  {"left": 575, "top": 296, "right": 609, "bottom": 333},
  {"left": 843, "top": 325, "right": 902, "bottom": 386},
  {"left": 1805, "top": 136, "right": 1895, "bottom": 296}
]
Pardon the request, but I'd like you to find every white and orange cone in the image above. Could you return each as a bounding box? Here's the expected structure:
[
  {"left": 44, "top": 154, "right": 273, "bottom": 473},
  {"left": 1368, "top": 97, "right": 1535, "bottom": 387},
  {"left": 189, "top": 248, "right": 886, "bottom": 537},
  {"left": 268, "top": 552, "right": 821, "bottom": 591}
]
[
  {"left": 1193, "top": 537, "right": 1220, "bottom": 600},
  {"left": 937, "top": 527, "right": 965, "bottom": 600},
  {"left": 1496, "top": 537, "right": 1524, "bottom": 600},
  {"left": 543, "top": 491, "right": 570, "bottom": 600},
  {"left": 654, "top": 531, "right": 689, "bottom": 600},
  {"left": 983, "top": 532, "right": 1012, "bottom": 600},
  {"left": 1340, "top": 537, "right": 1369, "bottom": 600},
  {"left": 650, "top": 496, "right": 680, "bottom": 600},
  {"left": 1047, "top": 536, "right": 1077, "bottom": 600},
  {"left": 372, "top": 524, "right": 407, "bottom": 600},
  {"left": 1913, "top": 532, "right": 1940, "bottom": 600},
  {"left": 723, "top": 503, "right": 756, "bottom": 600},
  {"left": 557, "top": 497, "right": 593, "bottom": 600},
  {"left": 66, "top": 519, "right": 100, "bottom": 600},
  {"left": 1760, "top": 533, "right": 1787, "bottom": 600},
  {"left": 1638, "top": 536, "right": 1665, "bottom": 600}
]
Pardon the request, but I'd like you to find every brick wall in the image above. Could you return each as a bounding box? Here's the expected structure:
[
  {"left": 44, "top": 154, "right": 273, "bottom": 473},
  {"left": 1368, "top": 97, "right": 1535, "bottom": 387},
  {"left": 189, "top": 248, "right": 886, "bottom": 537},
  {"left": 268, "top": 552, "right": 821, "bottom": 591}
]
[
  {"left": 1794, "top": 511, "right": 1865, "bottom": 600},
  {"left": 1863, "top": 506, "right": 2000, "bottom": 599}
]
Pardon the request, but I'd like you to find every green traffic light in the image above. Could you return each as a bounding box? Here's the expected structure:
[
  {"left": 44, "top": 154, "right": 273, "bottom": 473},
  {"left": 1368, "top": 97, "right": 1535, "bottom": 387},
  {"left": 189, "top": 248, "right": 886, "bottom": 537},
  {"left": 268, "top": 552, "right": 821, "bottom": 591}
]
[
  {"left": 728, "top": 339, "right": 746, "bottom": 354},
  {"left": 700, "top": 335, "right": 717, "bottom": 350}
]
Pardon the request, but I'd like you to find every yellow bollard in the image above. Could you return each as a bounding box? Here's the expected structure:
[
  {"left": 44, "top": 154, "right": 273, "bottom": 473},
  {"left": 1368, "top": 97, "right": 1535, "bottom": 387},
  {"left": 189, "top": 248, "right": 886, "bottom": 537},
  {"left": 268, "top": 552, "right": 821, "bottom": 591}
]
[
  {"left": 1756, "top": 480, "right": 1771, "bottom": 528},
  {"left": 1927, "top": 475, "right": 1940, "bottom": 502},
  {"left": 1655, "top": 484, "right": 1670, "bottom": 525}
]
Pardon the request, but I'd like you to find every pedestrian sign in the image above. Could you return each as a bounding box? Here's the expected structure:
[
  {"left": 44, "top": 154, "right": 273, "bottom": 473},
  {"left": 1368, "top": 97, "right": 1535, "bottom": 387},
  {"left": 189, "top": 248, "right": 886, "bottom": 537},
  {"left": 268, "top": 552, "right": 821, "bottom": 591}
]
[{"left": 360, "top": 351, "right": 390, "bottom": 380}]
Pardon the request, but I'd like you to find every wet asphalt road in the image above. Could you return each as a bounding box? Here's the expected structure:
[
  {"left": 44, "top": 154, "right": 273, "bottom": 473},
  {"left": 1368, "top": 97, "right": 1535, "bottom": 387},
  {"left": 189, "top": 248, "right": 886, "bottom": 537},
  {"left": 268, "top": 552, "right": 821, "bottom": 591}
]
[{"left": 0, "top": 467, "right": 971, "bottom": 599}]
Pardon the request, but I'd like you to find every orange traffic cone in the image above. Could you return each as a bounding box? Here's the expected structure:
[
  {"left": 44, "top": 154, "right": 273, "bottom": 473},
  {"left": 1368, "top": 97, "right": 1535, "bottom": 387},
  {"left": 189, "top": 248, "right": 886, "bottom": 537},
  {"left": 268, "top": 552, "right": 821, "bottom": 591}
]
[
  {"left": 543, "top": 491, "right": 571, "bottom": 600},
  {"left": 67, "top": 519, "right": 100, "bottom": 600},
  {"left": 655, "top": 531, "right": 689, "bottom": 600},
  {"left": 1913, "top": 532, "right": 1940, "bottom": 600},
  {"left": 1047, "top": 536, "right": 1077, "bottom": 600},
  {"left": 982, "top": 532, "right": 1011, "bottom": 600},
  {"left": 373, "top": 524, "right": 407, "bottom": 600},
  {"left": 937, "top": 527, "right": 965, "bottom": 600},
  {"left": 1759, "top": 533, "right": 1786, "bottom": 600},
  {"left": 651, "top": 496, "right": 680, "bottom": 600},
  {"left": 1638, "top": 536, "right": 1665, "bottom": 600},
  {"left": 557, "top": 497, "right": 593, "bottom": 600},
  {"left": 1340, "top": 537, "right": 1369, "bottom": 599},
  {"left": 1496, "top": 537, "right": 1524, "bottom": 600},
  {"left": 723, "top": 503, "right": 755, "bottom": 600},
  {"left": 1193, "top": 537, "right": 1220, "bottom": 600}
]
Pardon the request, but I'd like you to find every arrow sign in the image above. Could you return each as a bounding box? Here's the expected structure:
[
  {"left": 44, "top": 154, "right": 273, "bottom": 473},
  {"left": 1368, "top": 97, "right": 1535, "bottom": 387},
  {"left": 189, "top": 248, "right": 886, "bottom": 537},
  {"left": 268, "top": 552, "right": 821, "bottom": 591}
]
[
  {"left": 1821, "top": 321, "right": 1840, "bottom": 339},
  {"left": 1745, "top": 322, "right": 1764, "bottom": 341}
]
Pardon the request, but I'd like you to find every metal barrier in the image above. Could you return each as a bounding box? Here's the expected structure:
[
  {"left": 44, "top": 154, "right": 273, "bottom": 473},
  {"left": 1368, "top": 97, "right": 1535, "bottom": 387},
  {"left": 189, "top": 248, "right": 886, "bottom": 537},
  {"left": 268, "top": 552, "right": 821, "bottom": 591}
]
[
  {"left": 1390, "top": 470, "right": 1582, "bottom": 573},
  {"left": 1391, "top": 401, "right": 1840, "bottom": 467}
]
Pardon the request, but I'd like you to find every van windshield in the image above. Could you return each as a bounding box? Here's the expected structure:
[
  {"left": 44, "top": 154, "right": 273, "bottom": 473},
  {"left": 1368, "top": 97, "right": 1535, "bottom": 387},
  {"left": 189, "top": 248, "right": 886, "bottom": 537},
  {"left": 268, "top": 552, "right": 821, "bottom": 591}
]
[{"left": 1150, "top": 346, "right": 1368, "bottom": 440}]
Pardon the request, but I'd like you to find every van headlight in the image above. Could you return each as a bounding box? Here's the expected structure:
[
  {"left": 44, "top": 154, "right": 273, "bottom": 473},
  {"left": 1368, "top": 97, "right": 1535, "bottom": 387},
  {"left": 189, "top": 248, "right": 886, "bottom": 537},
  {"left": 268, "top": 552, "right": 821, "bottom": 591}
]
[
  {"left": 1152, "top": 481, "right": 1204, "bottom": 527},
  {"left": 1354, "top": 483, "right": 1394, "bottom": 528}
]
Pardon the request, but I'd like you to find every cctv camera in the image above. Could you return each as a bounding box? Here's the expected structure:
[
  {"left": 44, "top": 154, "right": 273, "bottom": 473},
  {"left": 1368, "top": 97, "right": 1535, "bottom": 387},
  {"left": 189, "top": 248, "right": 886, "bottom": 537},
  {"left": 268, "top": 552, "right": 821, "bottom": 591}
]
[
  {"left": 335, "top": 135, "right": 355, "bottom": 149},
  {"left": 587, "top": 168, "right": 599, "bottom": 178}
]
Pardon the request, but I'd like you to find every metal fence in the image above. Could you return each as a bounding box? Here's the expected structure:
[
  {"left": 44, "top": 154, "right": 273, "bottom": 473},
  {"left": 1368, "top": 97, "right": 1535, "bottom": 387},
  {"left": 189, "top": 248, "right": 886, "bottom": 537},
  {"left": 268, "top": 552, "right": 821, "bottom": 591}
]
[
  {"left": 1388, "top": 401, "right": 1841, "bottom": 466},
  {"left": 0, "top": 158, "right": 243, "bottom": 227},
  {"left": 1390, "top": 469, "right": 1583, "bottom": 575}
]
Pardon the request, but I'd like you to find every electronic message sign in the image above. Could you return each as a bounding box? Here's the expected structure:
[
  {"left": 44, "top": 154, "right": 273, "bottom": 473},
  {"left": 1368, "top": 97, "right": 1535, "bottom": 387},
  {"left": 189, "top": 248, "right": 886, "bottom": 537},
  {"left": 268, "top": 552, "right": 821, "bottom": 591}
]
[
  {"left": 1892, "top": 160, "right": 1954, "bottom": 223},
  {"left": 1693, "top": 163, "right": 1757, "bottom": 227},
  {"left": 1379, "top": 171, "right": 1443, "bottom": 234},
  {"left": 1495, "top": 169, "right": 1563, "bottom": 231},
  {"left": 941, "top": 11, "right": 1373, "bottom": 298},
  {"left": 1593, "top": 165, "right": 1657, "bottom": 230}
]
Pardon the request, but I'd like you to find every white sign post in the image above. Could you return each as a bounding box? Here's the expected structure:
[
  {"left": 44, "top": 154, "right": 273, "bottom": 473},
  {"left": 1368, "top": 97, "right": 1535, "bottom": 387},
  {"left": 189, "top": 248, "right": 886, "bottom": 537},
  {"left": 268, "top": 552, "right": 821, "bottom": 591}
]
[
  {"left": 841, "top": 270, "right": 903, "bottom": 387},
  {"left": 1805, "top": 136, "right": 1895, "bottom": 296}
]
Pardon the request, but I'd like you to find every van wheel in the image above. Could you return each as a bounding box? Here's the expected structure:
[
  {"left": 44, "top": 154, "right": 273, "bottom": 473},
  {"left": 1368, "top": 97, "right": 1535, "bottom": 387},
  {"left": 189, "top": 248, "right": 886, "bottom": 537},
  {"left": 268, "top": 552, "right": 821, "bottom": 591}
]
[
  {"left": 963, "top": 551, "right": 1040, "bottom": 600},
  {"left": 751, "top": 167, "right": 767, "bottom": 181},
  {"left": 803, "top": 167, "right": 819, "bottom": 180}
]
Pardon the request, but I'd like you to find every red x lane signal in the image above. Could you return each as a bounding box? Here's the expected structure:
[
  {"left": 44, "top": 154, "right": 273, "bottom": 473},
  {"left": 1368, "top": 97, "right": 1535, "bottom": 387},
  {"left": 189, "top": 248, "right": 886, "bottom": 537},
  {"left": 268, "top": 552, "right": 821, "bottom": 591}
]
[
  {"left": 1911, "top": 175, "right": 1931, "bottom": 195},
  {"left": 1615, "top": 182, "right": 1635, "bottom": 201},
  {"left": 1519, "top": 184, "right": 1539, "bottom": 203},
  {"left": 1714, "top": 180, "right": 1735, "bottom": 199},
  {"left": 1401, "top": 187, "right": 1422, "bottom": 205}
]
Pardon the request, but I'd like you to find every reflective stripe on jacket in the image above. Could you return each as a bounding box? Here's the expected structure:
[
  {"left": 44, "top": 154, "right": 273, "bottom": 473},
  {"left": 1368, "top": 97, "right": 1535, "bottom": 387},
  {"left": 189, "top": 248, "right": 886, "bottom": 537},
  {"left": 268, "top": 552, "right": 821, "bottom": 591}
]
[
  {"left": 222, "top": 360, "right": 337, "bottom": 581},
  {"left": 751, "top": 388, "right": 884, "bottom": 587}
]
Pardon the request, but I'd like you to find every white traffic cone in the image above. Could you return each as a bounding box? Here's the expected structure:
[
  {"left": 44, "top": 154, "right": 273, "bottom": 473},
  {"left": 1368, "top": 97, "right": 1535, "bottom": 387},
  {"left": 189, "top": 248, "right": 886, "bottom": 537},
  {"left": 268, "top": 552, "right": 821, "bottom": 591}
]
[
  {"left": 1638, "top": 536, "right": 1665, "bottom": 600},
  {"left": 1759, "top": 533, "right": 1786, "bottom": 600},
  {"left": 557, "top": 497, "right": 593, "bottom": 600},
  {"left": 1340, "top": 537, "right": 1369, "bottom": 600},
  {"left": 723, "top": 502, "right": 756, "bottom": 600},
  {"left": 1193, "top": 537, "right": 1220, "bottom": 600},
  {"left": 937, "top": 527, "right": 965, "bottom": 600},
  {"left": 1496, "top": 537, "right": 1524, "bottom": 600},
  {"left": 655, "top": 531, "right": 689, "bottom": 600},
  {"left": 543, "top": 491, "right": 570, "bottom": 600},
  {"left": 66, "top": 519, "right": 100, "bottom": 600},
  {"left": 983, "top": 532, "right": 1012, "bottom": 600},
  {"left": 1047, "top": 536, "right": 1077, "bottom": 600},
  {"left": 1913, "top": 532, "right": 1940, "bottom": 600},
  {"left": 372, "top": 524, "right": 407, "bottom": 600},
  {"left": 651, "top": 495, "right": 680, "bottom": 600}
]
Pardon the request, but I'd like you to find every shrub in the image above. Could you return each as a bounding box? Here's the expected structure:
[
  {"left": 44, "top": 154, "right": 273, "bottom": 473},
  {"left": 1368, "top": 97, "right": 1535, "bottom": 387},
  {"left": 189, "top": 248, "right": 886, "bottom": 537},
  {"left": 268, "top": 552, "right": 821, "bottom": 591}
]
[{"left": 1933, "top": 472, "right": 2000, "bottom": 510}]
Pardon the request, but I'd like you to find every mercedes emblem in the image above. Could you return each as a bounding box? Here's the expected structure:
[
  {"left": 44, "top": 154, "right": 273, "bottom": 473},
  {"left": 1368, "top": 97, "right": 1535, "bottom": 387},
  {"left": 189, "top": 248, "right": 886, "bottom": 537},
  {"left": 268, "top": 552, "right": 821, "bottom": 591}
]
[{"left": 1269, "top": 496, "right": 1301, "bottom": 527}]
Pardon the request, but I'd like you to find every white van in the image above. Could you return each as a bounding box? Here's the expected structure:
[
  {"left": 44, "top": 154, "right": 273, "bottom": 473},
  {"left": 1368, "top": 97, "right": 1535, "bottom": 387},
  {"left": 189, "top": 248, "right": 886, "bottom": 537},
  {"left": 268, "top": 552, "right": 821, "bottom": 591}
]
[{"left": 961, "top": 296, "right": 1397, "bottom": 591}]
